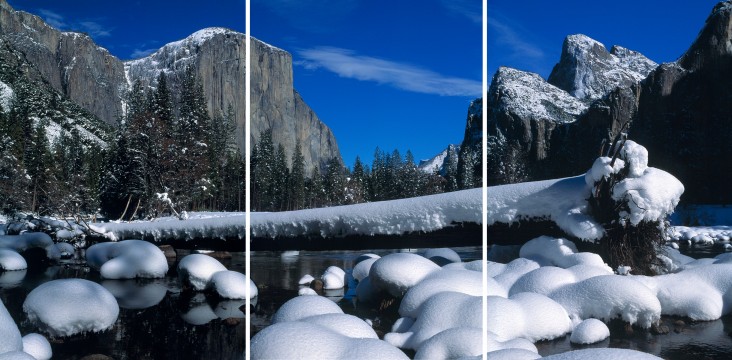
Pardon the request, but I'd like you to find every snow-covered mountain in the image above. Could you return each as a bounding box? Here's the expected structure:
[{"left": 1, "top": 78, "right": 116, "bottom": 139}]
[
  {"left": 548, "top": 34, "right": 657, "bottom": 101},
  {"left": 418, "top": 145, "right": 459, "bottom": 175}
]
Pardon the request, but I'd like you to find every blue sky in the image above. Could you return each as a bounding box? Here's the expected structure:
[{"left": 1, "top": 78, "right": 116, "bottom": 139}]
[
  {"left": 252, "top": 0, "right": 483, "bottom": 169},
  {"left": 7, "top": 0, "right": 245, "bottom": 60},
  {"left": 489, "top": 0, "right": 720, "bottom": 82}
]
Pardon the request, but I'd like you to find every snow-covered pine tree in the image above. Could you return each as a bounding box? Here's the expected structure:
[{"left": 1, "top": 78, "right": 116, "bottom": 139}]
[
  {"left": 287, "top": 140, "right": 306, "bottom": 210},
  {"left": 443, "top": 144, "right": 460, "bottom": 192}
]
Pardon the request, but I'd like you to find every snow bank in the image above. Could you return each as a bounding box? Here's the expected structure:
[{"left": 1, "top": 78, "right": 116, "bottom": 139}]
[
  {"left": 370, "top": 253, "right": 440, "bottom": 297},
  {"left": 90, "top": 212, "right": 246, "bottom": 242},
  {"left": 177, "top": 254, "right": 227, "bottom": 291},
  {"left": 570, "top": 318, "right": 610, "bottom": 344},
  {"left": 23, "top": 279, "right": 119, "bottom": 337},
  {"left": 250, "top": 321, "right": 408, "bottom": 360},
  {"left": 86, "top": 240, "right": 169, "bottom": 279},
  {"left": 251, "top": 188, "right": 481, "bottom": 239},
  {"left": 0, "top": 250, "right": 26, "bottom": 271},
  {"left": 20, "top": 334, "right": 51, "bottom": 360},
  {"left": 488, "top": 176, "right": 604, "bottom": 240}
]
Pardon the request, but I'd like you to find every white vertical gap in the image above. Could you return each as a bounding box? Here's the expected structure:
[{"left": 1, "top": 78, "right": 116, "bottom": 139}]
[
  {"left": 245, "top": 0, "right": 251, "bottom": 357},
  {"left": 482, "top": 0, "right": 488, "bottom": 359}
]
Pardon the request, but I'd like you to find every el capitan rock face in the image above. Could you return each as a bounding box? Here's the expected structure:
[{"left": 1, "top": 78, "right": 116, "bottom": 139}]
[
  {"left": 0, "top": 0, "right": 343, "bottom": 168},
  {"left": 250, "top": 37, "right": 343, "bottom": 170},
  {"left": 490, "top": 1, "right": 732, "bottom": 203}
]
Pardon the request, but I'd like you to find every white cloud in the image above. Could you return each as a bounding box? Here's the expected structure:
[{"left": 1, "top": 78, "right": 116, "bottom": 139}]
[
  {"left": 130, "top": 48, "right": 157, "bottom": 59},
  {"left": 36, "top": 9, "right": 111, "bottom": 39},
  {"left": 440, "top": 0, "right": 481, "bottom": 24},
  {"left": 38, "top": 9, "right": 66, "bottom": 29},
  {"left": 488, "top": 16, "right": 544, "bottom": 61},
  {"left": 296, "top": 47, "right": 481, "bottom": 97}
]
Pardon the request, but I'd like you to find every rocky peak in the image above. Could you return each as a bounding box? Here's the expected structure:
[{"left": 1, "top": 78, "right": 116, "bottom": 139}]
[
  {"left": 678, "top": 1, "right": 732, "bottom": 71},
  {"left": 548, "top": 34, "right": 657, "bottom": 101},
  {"left": 491, "top": 66, "right": 587, "bottom": 124}
]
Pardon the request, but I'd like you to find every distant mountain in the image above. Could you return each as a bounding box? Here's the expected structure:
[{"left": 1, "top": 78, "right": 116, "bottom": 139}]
[
  {"left": 419, "top": 145, "right": 459, "bottom": 175},
  {"left": 0, "top": 0, "right": 342, "bottom": 170},
  {"left": 489, "top": 0, "right": 732, "bottom": 204}
]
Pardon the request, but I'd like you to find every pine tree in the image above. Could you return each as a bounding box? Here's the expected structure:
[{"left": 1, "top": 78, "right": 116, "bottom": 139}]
[
  {"left": 287, "top": 140, "right": 306, "bottom": 210},
  {"left": 324, "top": 157, "right": 345, "bottom": 205},
  {"left": 443, "top": 144, "right": 460, "bottom": 192},
  {"left": 349, "top": 156, "right": 368, "bottom": 204}
]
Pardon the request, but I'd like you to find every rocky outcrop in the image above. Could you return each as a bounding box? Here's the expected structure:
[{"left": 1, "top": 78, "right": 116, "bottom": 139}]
[
  {"left": 548, "top": 34, "right": 656, "bottom": 101},
  {"left": 125, "top": 28, "right": 247, "bottom": 152},
  {"left": 250, "top": 37, "right": 342, "bottom": 170},
  {"left": 0, "top": 0, "right": 126, "bottom": 125}
]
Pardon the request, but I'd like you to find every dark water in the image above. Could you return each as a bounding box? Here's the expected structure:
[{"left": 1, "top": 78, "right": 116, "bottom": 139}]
[
  {"left": 249, "top": 246, "right": 483, "bottom": 337},
  {"left": 0, "top": 251, "right": 245, "bottom": 360}
]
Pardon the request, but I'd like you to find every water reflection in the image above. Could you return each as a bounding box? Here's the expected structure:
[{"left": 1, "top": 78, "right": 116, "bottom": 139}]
[
  {"left": 101, "top": 279, "right": 168, "bottom": 309},
  {"left": 0, "top": 252, "right": 245, "bottom": 360}
]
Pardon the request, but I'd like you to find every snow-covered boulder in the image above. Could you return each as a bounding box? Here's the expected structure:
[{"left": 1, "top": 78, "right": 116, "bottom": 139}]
[
  {"left": 20, "top": 334, "right": 51, "bottom": 360},
  {"left": 321, "top": 266, "right": 345, "bottom": 290},
  {"left": 549, "top": 275, "right": 661, "bottom": 328},
  {"left": 86, "top": 240, "right": 169, "bottom": 279},
  {"left": 299, "top": 313, "right": 378, "bottom": 339},
  {"left": 210, "top": 270, "right": 251, "bottom": 299},
  {"left": 177, "top": 254, "right": 227, "bottom": 291},
  {"left": 414, "top": 327, "right": 483, "bottom": 359},
  {"left": 422, "top": 248, "right": 461, "bottom": 265},
  {"left": 0, "top": 233, "right": 60, "bottom": 262},
  {"left": 299, "top": 287, "right": 317, "bottom": 296},
  {"left": 0, "top": 250, "right": 27, "bottom": 271},
  {"left": 570, "top": 318, "right": 610, "bottom": 344},
  {"left": 485, "top": 349, "right": 542, "bottom": 360},
  {"left": 487, "top": 293, "right": 572, "bottom": 342},
  {"left": 298, "top": 274, "right": 315, "bottom": 285},
  {"left": 251, "top": 321, "right": 409, "bottom": 360},
  {"left": 385, "top": 292, "right": 481, "bottom": 350},
  {"left": 271, "top": 295, "right": 343, "bottom": 324},
  {"left": 399, "top": 269, "right": 484, "bottom": 317},
  {"left": 23, "top": 279, "right": 119, "bottom": 337},
  {"left": 370, "top": 253, "right": 440, "bottom": 297},
  {"left": 0, "top": 300, "right": 22, "bottom": 354},
  {"left": 352, "top": 257, "right": 379, "bottom": 282},
  {"left": 519, "top": 236, "right": 611, "bottom": 271}
]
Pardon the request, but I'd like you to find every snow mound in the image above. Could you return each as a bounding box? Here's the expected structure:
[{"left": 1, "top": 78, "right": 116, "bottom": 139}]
[
  {"left": 487, "top": 331, "right": 538, "bottom": 353},
  {"left": 422, "top": 248, "right": 461, "bottom": 265},
  {"left": 413, "top": 327, "right": 483, "bottom": 359},
  {"left": 384, "top": 292, "right": 481, "bottom": 350},
  {"left": 271, "top": 295, "right": 343, "bottom": 324},
  {"left": 299, "top": 288, "right": 317, "bottom": 296},
  {"left": 177, "top": 254, "right": 227, "bottom": 291},
  {"left": 484, "top": 348, "right": 542, "bottom": 360},
  {"left": 53, "top": 243, "right": 75, "bottom": 258},
  {"left": 210, "top": 270, "right": 250, "bottom": 299},
  {"left": 0, "top": 250, "right": 26, "bottom": 271},
  {"left": 613, "top": 169, "right": 684, "bottom": 226},
  {"left": 250, "top": 321, "right": 408, "bottom": 360},
  {"left": 542, "top": 348, "right": 662, "bottom": 359},
  {"left": 399, "top": 269, "right": 484, "bottom": 317},
  {"left": 370, "top": 253, "right": 440, "bottom": 297},
  {"left": 549, "top": 275, "right": 661, "bottom": 328},
  {"left": 353, "top": 257, "right": 379, "bottom": 282},
  {"left": 492, "top": 258, "right": 541, "bottom": 290},
  {"left": 520, "top": 236, "right": 611, "bottom": 270},
  {"left": 20, "top": 334, "right": 51, "bottom": 360},
  {"left": 298, "top": 274, "right": 315, "bottom": 285},
  {"left": 300, "top": 313, "right": 378, "bottom": 339},
  {"left": 86, "top": 240, "right": 169, "bottom": 279},
  {"left": 585, "top": 157, "right": 625, "bottom": 187},
  {"left": 570, "top": 318, "right": 610, "bottom": 344},
  {"left": 23, "top": 279, "right": 119, "bottom": 337},
  {"left": 487, "top": 293, "right": 572, "bottom": 342},
  {"left": 322, "top": 266, "right": 345, "bottom": 290},
  {"left": 0, "top": 233, "right": 59, "bottom": 261},
  {"left": 0, "top": 300, "right": 22, "bottom": 354}
]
